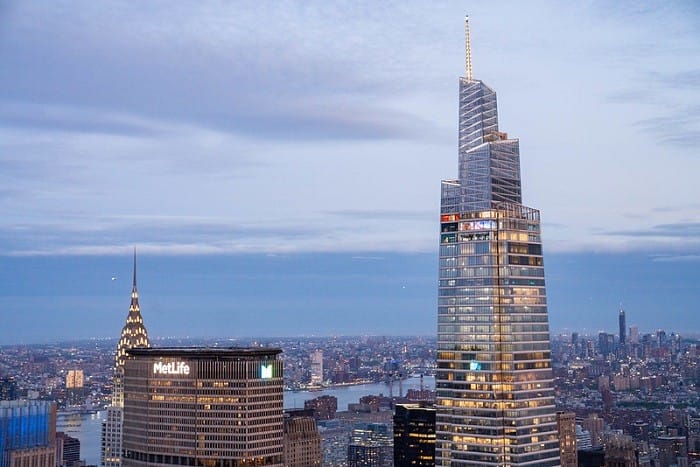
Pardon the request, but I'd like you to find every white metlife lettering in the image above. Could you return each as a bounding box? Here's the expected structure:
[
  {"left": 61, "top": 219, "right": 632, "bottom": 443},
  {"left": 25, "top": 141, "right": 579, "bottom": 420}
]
[{"left": 153, "top": 361, "right": 191, "bottom": 375}]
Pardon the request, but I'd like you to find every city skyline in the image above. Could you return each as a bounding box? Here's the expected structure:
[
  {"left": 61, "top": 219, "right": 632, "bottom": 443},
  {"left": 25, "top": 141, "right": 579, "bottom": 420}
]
[{"left": 1, "top": 2, "right": 699, "bottom": 342}]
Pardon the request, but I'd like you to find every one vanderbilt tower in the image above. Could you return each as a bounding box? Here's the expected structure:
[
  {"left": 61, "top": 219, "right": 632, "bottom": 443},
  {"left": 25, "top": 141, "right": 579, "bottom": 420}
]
[{"left": 436, "top": 17, "right": 560, "bottom": 466}]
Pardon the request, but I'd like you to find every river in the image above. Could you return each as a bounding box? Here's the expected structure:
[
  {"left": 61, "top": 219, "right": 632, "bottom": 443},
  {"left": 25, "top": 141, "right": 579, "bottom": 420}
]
[{"left": 59, "top": 376, "right": 435, "bottom": 465}]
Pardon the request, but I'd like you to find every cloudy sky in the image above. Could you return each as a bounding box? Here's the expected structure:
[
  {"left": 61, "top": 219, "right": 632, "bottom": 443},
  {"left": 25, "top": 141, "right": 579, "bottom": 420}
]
[{"left": 1, "top": 1, "right": 698, "bottom": 343}]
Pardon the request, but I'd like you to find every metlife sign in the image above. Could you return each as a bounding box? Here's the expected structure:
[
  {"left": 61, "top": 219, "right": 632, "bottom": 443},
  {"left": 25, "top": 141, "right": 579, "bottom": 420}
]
[
  {"left": 260, "top": 364, "right": 273, "bottom": 379},
  {"left": 153, "top": 361, "right": 190, "bottom": 375}
]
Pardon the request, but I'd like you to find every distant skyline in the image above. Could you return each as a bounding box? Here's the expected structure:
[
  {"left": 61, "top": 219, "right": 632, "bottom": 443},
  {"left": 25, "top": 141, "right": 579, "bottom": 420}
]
[
  {"left": 1, "top": 2, "right": 699, "bottom": 343},
  {"left": 0, "top": 252, "right": 695, "bottom": 344}
]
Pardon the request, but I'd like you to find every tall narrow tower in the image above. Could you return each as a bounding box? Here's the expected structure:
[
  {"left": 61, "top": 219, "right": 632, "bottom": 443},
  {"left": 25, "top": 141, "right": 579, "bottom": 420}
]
[
  {"left": 619, "top": 306, "right": 627, "bottom": 347},
  {"left": 435, "top": 17, "right": 560, "bottom": 466},
  {"left": 101, "top": 251, "right": 150, "bottom": 467},
  {"left": 113, "top": 250, "right": 150, "bottom": 405}
]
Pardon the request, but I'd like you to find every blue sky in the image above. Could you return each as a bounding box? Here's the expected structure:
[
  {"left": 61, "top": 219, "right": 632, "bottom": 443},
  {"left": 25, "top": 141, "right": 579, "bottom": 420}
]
[{"left": 0, "top": 1, "right": 698, "bottom": 343}]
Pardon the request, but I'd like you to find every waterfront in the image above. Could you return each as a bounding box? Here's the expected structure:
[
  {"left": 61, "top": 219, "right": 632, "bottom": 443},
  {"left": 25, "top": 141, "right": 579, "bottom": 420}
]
[
  {"left": 56, "top": 411, "right": 105, "bottom": 466},
  {"left": 286, "top": 375, "right": 434, "bottom": 411},
  {"left": 63, "top": 375, "right": 435, "bottom": 465}
]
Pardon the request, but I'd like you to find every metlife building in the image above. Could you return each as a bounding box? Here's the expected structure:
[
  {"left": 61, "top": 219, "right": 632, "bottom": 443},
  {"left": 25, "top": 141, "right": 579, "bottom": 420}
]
[{"left": 122, "top": 347, "right": 284, "bottom": 467}]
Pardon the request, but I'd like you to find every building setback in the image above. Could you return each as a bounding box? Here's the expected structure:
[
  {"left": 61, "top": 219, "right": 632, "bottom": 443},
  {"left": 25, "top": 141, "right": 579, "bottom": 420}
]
[
  {"left": 435, "top": 16, "right": 560, "bottom": 465},
  {"left": 122, "top": 347, "right": 284, "bottom": 467}
]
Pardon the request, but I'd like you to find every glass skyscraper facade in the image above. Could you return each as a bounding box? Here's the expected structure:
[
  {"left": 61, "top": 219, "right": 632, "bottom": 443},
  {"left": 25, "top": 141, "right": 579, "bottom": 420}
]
[
  {"left": 435, "top": 17, "right": 560, "bottom": 466},
  {"left": 0, "top": 400, "right": 56, "bottom": 467}
]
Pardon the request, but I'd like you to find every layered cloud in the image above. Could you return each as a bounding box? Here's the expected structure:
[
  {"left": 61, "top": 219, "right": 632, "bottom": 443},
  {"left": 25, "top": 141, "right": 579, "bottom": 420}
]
[{"left": 1, "top": 1, "right": 699, "bottom": 256}]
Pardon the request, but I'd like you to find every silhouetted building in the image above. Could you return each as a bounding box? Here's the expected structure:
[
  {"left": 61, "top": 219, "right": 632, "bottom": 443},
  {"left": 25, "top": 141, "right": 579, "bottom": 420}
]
[
  {"left": 629, "top": 325, "right": 640, "bottom": 357},
  {"left": 618, "top": 308, "right": 626, "bottom": 347},
  {"left": 657, "top": 435, "right": 688, "bottom": 467},
  {"left": 578, "top": 447, "right": 605, "bottom": 467},
  {"left": 657, "top": 329, "right": 668, "bottom": 348},
  {"left": 0, "top": 400, "right": 56, "bottom": 467},
  {"left": 55, "top": 432, "right": 80, "bottom": 467},
  {"left": 393, "top": 404, "right": 435, "bottom": 466},
  {"left": 347, "top": 423, "right": 392, "bottom": 467},
  {"left": 101, "top": 252, "right": 150, "bottom": 467},
  {"left": 0, "top": 379, "right": 18, "bottom": 402},
  {"left": 670, "top": 333, "right": 682, "bottom": 356},
  {"left": 557, "top": 412, "right": 578, "bottom": 467},
  {"left": 603, "top": 433, "right": 635, "bottom": 467},
  {"left": 122, "top": 347, "right": 284, "bottom": 467},
  {"left": 435, "top": 17, "right": 559, "bottom": 466},
  {"left": 304, "top": 395, "right": 337, "bottom": 420},
  {"left": 630, "top": 421, "right": 650, "bottom": 442},
  {"left": 629, "top": 326, "right": 639, "bottom": 344},
  {"left": 598, "top": 332, "right": 615, "bottom": 357},
  {"left": 283, "top": 410, "right": 321, "bottom": 467}
]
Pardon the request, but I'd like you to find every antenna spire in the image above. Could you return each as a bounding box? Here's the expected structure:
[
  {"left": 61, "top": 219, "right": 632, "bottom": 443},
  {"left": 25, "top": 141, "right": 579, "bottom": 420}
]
[
  {"left": 465, "top": 15, "right": 473, "bottom": 81},
  {"left": 132, "top": 247, "right": 137, "bottom": 289}
]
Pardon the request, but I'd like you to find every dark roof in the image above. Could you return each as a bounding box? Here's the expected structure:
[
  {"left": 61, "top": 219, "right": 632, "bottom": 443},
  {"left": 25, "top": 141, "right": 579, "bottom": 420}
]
[{"left": 126, "top": 347, "right": 282, "bottom": 360}]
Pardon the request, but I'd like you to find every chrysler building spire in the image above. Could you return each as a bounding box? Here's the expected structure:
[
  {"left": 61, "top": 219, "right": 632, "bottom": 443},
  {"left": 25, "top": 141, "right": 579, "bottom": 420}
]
[
  {"left": 115, "top": 250, "right": 150, "bottom": 380},
  {"left": 130, "top": 248, "right": 139, "bottom": 305},
  {"left": 132, "top": 248, "right": 137, "bottom": 289},
  {"left": 103, "top": 250, "right": 150, "bottom": 467}
]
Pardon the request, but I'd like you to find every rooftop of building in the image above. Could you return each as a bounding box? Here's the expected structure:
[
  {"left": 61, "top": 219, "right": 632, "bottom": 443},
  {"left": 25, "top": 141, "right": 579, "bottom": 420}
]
[
  {"left": 126, "top": 346, "right": 282, "bottom": 359},
  {"left": 0, "top": 399, "right": 54, "bottom": 409},
  {"left": 395, "top": 402, "right": 436, "bottom": 412}
]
